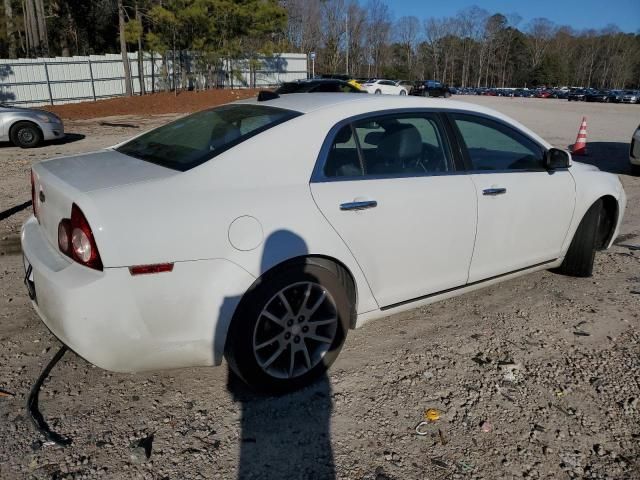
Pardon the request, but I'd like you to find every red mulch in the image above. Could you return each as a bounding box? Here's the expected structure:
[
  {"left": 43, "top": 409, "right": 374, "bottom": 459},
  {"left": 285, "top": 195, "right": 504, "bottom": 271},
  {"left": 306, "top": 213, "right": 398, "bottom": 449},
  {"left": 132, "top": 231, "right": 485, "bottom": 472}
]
[{"left": 43, "top": 89, "right": 262, "bottom": 120}]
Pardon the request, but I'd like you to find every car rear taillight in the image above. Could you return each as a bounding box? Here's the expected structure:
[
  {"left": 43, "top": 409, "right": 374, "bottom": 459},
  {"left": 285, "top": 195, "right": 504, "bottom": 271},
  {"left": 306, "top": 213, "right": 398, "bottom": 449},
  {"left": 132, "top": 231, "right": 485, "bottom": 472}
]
[
  {"left": 57, "top": 204, "right": 103, "bottom": 270},
  {"left": 31, "top": 169, "right": 38, "bottom": 220}
]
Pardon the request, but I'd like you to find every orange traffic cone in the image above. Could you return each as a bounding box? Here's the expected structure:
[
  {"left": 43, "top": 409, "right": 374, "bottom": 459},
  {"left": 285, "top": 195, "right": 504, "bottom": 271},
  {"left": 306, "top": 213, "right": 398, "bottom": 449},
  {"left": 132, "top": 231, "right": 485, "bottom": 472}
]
[{"left": 572, "top": 117, "right": 587, "bottom": 156}]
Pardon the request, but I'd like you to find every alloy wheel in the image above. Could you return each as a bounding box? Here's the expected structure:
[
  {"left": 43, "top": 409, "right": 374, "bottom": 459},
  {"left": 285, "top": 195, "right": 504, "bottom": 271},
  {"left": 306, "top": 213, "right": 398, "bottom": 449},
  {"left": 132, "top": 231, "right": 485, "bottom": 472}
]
[{"left": 252, "top": 281, "right": 338, "bottom": 379}]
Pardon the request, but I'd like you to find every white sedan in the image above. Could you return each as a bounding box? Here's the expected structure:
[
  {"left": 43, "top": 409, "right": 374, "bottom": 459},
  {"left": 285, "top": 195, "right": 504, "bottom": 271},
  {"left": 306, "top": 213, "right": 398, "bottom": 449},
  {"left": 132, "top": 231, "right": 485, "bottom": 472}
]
[
  {"left": 22, "top": 93, "right": 626, "bottom": 392},
  {"left": 361, "top": 79, "right": 408, "bottom": 95}
]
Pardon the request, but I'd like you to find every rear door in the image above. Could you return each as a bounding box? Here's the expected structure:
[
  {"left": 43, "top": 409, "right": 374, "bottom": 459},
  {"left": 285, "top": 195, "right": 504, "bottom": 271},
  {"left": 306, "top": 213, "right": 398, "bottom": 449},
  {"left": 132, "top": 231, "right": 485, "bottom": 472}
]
[
  {"left": 447, "top": 113, "right": 575, "bottom": 282},
  {"left": 310, "top": 111, "right": 477, "bottom": 308}
]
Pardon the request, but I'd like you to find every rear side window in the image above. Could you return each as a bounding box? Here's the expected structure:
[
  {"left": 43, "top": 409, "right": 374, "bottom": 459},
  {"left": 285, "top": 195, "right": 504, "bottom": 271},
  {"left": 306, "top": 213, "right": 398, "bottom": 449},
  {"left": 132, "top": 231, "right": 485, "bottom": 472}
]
[
  {"left": 117, "top": 105, "right": 300, "bottom": 171},
  {"left": 323, "top": 113, "right": 452, "bottom": 178},
  {"left": 451, "top": 114, "right": 544, "bottom": 171}
]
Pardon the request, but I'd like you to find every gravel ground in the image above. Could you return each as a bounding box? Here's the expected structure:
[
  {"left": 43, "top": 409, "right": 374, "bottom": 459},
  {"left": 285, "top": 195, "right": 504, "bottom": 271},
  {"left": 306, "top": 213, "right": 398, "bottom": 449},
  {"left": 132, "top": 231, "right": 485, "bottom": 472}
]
[{"left": 0, "top": 96, "right": 639, "bottom": 479}]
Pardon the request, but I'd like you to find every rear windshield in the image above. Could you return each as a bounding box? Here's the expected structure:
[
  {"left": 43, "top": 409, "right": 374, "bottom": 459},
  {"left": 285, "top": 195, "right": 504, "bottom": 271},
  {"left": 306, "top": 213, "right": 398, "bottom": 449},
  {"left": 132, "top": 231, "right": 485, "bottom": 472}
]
[{"left": 116, "top": 104, "right": 301, "bottom": 171}]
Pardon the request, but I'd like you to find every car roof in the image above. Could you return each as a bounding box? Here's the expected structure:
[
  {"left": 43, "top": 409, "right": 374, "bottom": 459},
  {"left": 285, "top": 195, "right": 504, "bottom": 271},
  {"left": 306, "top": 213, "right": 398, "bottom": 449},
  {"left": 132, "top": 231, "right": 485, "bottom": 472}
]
[
  {"left": 234, "top": 93, "right": 551, "bottom": 148},
  {"left": 236, "top": 92, "right": 478, "bottom": 114}
]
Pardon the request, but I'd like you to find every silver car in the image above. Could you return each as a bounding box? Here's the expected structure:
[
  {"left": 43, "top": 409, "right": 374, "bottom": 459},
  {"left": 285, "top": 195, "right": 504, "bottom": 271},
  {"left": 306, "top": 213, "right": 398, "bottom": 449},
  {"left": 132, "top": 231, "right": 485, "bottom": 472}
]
[
  {"left": 0, "top": 104, "right": 65, "bottom": 148},
  {"left": 621, "top": 90, "right": 639, "bottom": 104}
]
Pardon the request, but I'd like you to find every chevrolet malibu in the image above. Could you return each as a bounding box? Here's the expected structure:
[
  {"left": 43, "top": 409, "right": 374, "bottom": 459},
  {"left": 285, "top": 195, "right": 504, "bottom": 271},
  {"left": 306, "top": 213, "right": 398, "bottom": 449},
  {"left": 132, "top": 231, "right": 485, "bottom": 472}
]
[{"left": 22, "top": 94, "right": 626, "bottom": 391}]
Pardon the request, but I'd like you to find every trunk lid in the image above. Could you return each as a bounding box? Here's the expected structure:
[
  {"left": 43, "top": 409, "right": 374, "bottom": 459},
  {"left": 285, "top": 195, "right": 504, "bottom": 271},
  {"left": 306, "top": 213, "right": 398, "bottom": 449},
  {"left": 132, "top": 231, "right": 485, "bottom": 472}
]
[{"left": 32, "top": 149, "right": 177, "bottom": 252}]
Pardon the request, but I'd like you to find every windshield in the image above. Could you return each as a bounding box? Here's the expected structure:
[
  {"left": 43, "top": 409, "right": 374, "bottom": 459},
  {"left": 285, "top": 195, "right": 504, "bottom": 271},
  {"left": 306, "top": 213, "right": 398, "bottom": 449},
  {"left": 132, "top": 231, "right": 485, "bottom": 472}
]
[{"left": 116, "top": 104, "right": 301, "bottom": 171}]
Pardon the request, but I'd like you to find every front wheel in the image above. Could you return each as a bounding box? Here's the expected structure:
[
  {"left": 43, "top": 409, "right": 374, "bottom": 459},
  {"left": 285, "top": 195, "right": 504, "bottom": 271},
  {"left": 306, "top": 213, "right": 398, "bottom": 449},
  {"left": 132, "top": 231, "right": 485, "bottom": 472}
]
[
  {"left": 444, "top": 91, "right": 451, "bottom": 98},
  {"left": 374, "top": 89, "right": 382, "bottom": 95},
  {"left": 10, "top": 121, "right": 43, "bottom": 148},
  {"left": 399, "top": 89, "right": 407, "bottom": 96},
  {"left": 225, "top": 259, "right": 353, "bottom": 393},
  {"left": 557, "top": 200, "right": 602, "bottom": 277}
]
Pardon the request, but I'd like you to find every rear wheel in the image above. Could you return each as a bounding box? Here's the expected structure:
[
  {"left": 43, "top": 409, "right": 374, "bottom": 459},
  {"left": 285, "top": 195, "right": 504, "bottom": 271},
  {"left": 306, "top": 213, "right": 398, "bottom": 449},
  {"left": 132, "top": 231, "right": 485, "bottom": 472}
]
[
  {"left": 225, "top": 259, "right": 353, "bottom": 393},
  {"left": 557, "top": 200, "right": 602, "bottom": 277},
  {"left": 374, "top": 89, "right": 382, "bottom": 95},
  {"left": 10, "top": 121, "right": 43, "bottom": 148}
]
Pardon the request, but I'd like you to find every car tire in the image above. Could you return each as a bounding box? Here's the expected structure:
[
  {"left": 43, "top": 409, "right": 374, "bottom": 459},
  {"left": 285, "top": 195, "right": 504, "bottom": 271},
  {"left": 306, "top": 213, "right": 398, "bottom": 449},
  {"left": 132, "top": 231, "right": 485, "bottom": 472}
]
[
  {"left": 631, "top": 164, "right": 640, "bottom": 175},
  {"left": 375, "top": 89, "right": 381, "bottom": 95},
  {"left": 399, "top": 90, "right": 407, "bottom": 96},
  {"left": 10, "top": 121, "right": 43, "bottom": 148},
  {"left": 557, "top": 200, "right": 602, "bottom": 277},
  {"left": 225, "top": 258, "right": 354, "bottom": 393},
  {"left": 444, "top": 92, "right": 451, "bottom": 98}
]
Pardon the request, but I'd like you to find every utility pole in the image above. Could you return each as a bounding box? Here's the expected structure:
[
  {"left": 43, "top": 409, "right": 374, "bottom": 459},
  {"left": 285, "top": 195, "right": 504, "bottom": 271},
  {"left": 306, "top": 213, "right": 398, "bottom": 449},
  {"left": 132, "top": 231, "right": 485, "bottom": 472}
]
[
  {"left": 118, "top": 0, "right": 132, "bottom": 96},
  {"left": 345, "top": 11, "right": 349, "bottom": 76}
]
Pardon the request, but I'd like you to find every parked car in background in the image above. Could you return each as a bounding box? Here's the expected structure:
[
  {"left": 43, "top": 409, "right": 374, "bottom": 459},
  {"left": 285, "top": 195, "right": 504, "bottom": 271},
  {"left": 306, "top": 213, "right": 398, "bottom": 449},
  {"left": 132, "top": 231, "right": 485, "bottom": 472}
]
[
  {"left": 631, "top": 124, "right": 640, "bottom": 174},
  {"left": 275, "top": 79, "right": 363, "bottom": 94},
  {"left": 361, "top": 79, "right": 408, "bottom": 95},
  {"left": 411, "top": 80, "right": 451, "bottom": 98},
  {"left": 318, "top": 74, "right": 362, "bottom": 90},
  {"left": 622, "top": 90, "right": 639, "bottom": 104},
  {"left": 396, "top": 80, "right": 415, "bottom": 93},
  {"left": 607, "top": 90, "right": 624, "bottom": 103},
  {"left": 567, "top": 89, "right": 587, "bottom": 101},
  {"left": 535, "top": 90, "right": 553, "bottom": 98},
  {"left": 0, "top": 104, "right": 65, "bottom": 148},
  {"left": 22, "top": 94, "right": 626, "bottom": 391},
  {"left": 585, "top": 90, "right": 610, "bottom": 102}
]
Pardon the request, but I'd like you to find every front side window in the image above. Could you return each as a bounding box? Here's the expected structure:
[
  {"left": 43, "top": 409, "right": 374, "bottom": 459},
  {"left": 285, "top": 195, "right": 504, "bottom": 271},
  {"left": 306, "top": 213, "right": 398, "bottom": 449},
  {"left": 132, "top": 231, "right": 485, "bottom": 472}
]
[
  {"left": 451, "top": 114, "right": 544, "bottom": 171},
  {"left": 117, "top": 105, "right": 300, "bottom": 171},
  {"left": 323, "top": 113, "right": 452, "bottom": 178}
]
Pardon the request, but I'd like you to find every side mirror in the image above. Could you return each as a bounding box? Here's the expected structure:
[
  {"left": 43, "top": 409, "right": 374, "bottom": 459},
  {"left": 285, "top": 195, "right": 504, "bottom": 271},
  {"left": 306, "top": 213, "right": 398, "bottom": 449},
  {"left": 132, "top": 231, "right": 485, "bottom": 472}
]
[{"left": 546, "top": 148, "right": 572, "bottom": 169}]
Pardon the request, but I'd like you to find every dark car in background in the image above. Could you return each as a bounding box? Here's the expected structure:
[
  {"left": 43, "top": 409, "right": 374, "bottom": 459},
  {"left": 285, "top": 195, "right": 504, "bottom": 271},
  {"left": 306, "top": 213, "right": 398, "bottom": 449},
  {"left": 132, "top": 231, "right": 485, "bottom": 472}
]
[
  {"left": 585, "top": 90, "right": 610, "bottom": 102},
  {"left": 607, "top": 90, "right": 624, "bottom": 103},
  {"left": 411, "top": 80, "right": 451, "bottom": 98},
  {"left": 567, "top": 89, "right": 587, "bottom": 101},
  {"left": 275, "top": 79, "right": 363, "bottom": 94}
]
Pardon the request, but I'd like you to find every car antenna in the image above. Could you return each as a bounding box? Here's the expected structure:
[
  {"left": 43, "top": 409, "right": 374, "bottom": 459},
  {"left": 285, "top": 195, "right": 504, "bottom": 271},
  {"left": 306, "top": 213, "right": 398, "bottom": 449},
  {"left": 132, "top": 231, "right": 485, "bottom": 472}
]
[{"left": 257, "top": 91, "right": 280, "bottom": 102}]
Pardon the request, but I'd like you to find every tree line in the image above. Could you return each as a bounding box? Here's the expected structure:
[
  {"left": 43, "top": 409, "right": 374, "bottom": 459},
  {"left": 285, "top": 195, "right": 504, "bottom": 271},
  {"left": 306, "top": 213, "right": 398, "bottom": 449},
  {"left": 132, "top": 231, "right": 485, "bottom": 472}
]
[{"left": 1, "top": 0, "right": 639, "bottom": 90}]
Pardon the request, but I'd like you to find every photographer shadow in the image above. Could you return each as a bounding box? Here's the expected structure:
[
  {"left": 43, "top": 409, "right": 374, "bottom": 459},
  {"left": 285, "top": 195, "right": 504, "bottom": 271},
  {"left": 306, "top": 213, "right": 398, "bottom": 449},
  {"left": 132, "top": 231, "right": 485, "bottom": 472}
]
[{"left": 219, "top": 230, "right": 336, "bottom": 480}]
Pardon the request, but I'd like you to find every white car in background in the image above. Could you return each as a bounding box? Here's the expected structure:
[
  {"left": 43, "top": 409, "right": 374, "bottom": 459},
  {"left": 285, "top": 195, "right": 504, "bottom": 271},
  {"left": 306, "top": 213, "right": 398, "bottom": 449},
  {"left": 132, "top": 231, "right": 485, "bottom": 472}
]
[
  {"left": 22, "top": 93, "right": 626, "bottom": 392},
  {"left": 361, "top": 79, "right": 408, "bottom": 95}
]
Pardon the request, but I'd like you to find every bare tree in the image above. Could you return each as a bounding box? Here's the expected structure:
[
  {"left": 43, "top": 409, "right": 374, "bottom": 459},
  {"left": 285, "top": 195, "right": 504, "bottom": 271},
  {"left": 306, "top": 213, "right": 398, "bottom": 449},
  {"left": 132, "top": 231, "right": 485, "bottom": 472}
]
[
  {"left": 526, "top": 17, "right": 556, "bottom": 69},
  {"left": 366, "top": 0, "right": 391, "bottom": 77},
  {"left": 4, "top": 0, "right": 17, "bottom": 58},
  {"left": 395, "top": 15, "right": 420, "bottom": 75}
]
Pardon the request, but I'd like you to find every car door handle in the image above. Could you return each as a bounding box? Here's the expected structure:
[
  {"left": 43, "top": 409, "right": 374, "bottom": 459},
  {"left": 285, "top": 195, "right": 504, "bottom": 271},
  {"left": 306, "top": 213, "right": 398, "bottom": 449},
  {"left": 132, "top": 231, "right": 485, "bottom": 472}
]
[
  {"left": 482, "top": 187, "right": 507, "bottom": 196},
  {"left": 340, "top": 200, "right": 378, "bottom": 211}
]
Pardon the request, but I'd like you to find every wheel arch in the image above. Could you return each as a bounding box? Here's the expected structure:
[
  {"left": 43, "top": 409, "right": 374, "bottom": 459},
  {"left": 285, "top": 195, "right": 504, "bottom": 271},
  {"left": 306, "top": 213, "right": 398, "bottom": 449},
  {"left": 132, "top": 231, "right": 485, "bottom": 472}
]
[
  {"left": 219, "top": 254, "right": 360, "bottom": 367},
  {"left": 9, "top": 120, "right": 43, "bottom": 145},
  {"left": 596, "top": 194, "right": 619, "bottom": 250},
  {"left": 236, "top": 254, "right": 359, "bottom": 329}
]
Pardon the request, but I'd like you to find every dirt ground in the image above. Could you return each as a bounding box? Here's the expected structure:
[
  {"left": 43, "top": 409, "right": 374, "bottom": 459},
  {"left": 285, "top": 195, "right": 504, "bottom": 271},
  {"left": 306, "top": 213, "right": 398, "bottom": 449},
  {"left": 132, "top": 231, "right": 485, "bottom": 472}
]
[
  {"left": 43, "top": 89, "right": 260, "bottom": 120},
  {"left": 0, "top": 96, "right": 639, "bottom": 480}
]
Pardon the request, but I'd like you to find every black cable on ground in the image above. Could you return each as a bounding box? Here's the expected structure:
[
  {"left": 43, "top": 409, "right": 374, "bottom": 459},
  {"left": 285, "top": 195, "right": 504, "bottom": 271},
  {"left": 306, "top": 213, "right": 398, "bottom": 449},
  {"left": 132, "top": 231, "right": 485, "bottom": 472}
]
[
  {"left": 0, "top": 200, "right": 32, "bottom": 221},
  {"left": 26, "top": 345, "right": 72, "bottom": 446}
]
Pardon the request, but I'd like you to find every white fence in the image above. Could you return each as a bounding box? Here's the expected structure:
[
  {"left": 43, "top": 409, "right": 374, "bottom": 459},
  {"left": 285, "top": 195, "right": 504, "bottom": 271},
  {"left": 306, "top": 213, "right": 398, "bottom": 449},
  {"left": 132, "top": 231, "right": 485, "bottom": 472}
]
[{"left": 0, "top": 52, "right": 308, "bottom": 107}]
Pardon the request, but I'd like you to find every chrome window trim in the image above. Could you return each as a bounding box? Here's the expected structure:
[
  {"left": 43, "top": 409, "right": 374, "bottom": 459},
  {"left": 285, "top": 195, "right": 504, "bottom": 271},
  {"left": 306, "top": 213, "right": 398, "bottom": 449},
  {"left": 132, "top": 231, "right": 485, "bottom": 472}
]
[
  {"left": 311, "top": 108, "right": 551, "bottom": 184},
  {"left": 310, "top": 108, "right": 456, "bottom": 183}
]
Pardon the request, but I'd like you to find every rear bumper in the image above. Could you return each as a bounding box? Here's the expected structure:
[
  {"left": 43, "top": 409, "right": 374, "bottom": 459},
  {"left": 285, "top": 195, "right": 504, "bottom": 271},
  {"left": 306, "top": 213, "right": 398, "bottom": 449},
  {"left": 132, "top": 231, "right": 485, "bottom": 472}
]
[
  {"left": 41, "top": 122, "right": 65, "bottom": 141},
  {"left": 21, "top": 216, "right": 255, "bottom": 372}
]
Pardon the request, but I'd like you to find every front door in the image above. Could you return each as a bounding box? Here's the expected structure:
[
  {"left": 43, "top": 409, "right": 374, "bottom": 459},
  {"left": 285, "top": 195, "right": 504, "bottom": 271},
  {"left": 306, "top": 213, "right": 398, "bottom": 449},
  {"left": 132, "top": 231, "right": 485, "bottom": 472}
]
[
  {"left": 311, "top": 112, "right": 477, "bottom": 308},
  {"left": 447, "top": 113, "right": 576, "bottom": 283}
]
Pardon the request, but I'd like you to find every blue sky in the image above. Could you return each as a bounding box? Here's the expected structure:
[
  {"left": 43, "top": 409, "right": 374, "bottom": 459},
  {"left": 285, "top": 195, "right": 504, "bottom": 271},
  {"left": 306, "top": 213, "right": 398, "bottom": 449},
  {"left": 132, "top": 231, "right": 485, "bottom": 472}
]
[{"left": 381, "top": 0, "right": 640, "bottom": 33}]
